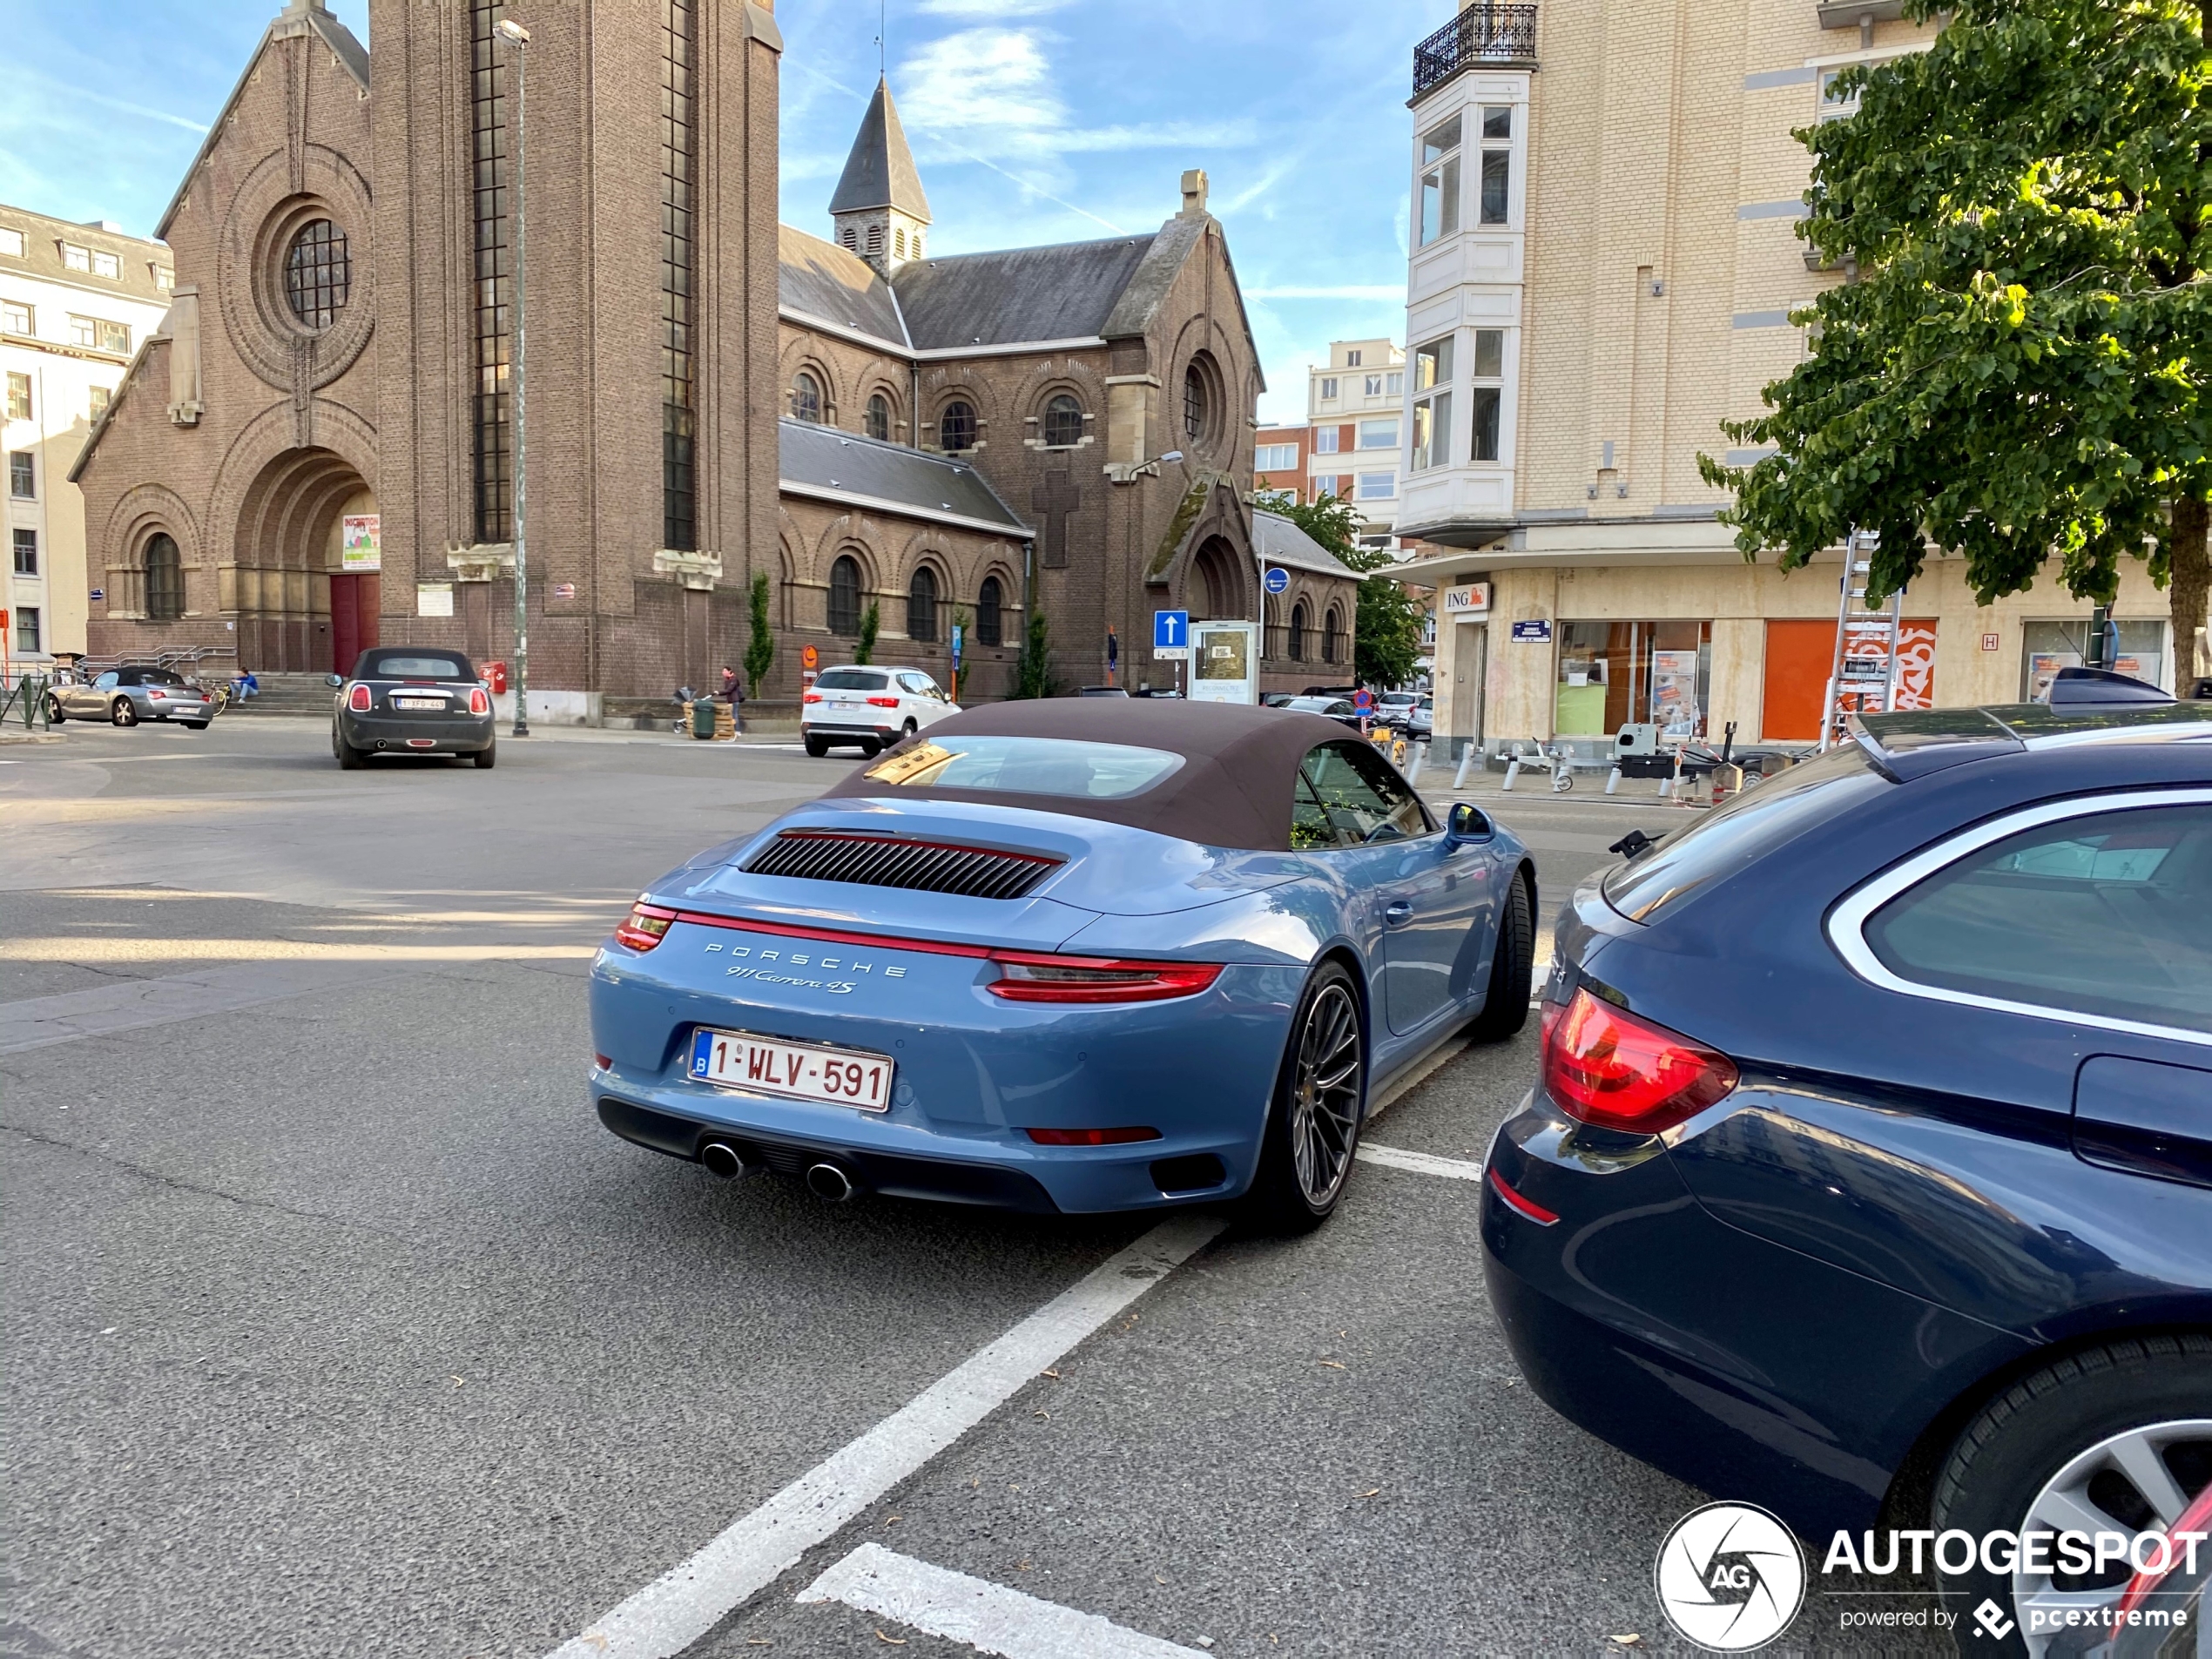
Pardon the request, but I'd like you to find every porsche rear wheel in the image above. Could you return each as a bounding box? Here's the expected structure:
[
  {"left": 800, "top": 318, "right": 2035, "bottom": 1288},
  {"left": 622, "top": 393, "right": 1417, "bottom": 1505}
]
[
  {"left": 1244, "top": 963, "right": 1364, "bottom": 1234},
  {"left": 1466, "top": 867, "right": 1534, "bottom": 1042}
]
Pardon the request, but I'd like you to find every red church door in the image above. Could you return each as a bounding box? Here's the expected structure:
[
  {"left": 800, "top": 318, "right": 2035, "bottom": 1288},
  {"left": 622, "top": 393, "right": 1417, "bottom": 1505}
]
[{"left": 329, "top": 574, "right": 381, "bottom": 678}]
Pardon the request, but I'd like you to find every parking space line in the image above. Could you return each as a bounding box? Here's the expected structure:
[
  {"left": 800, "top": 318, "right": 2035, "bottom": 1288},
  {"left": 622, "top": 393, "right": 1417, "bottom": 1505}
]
[
  {"left": 799, "top": 1542, "right": 1204, "bottom": 1657},
  {"left": 1356, "top": 1143, "right": 1485, "bottom": 1181},
  {"left": 543, "top": 1215, "right": 1225, "bottom": 1659}
]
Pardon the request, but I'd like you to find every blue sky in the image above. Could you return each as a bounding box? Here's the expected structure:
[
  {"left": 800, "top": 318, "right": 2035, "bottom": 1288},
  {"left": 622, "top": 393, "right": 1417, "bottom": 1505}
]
[{"left": 1, "top": 0, "right": 1453, "bottom": 422}]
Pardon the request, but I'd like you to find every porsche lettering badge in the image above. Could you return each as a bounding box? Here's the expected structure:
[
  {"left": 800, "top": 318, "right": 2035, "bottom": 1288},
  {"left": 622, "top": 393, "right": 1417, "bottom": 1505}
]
[{"left": 700, "top": 940, "right": 907, "bottom": 995}]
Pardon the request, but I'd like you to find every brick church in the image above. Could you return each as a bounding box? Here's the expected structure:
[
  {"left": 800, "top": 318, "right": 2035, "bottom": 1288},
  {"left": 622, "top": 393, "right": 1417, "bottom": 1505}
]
[{"left": 71, "top": 0, "right": 1358, "bottom": 706}]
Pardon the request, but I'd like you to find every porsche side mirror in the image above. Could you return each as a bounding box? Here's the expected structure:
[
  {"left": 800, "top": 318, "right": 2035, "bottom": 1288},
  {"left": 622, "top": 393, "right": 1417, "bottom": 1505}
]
[
  {"left": 1447, "top": 802, "right": 1493, "bottom": 843},
  {"left": 325, "top": 673, "right": 344, "bottom": 688}
]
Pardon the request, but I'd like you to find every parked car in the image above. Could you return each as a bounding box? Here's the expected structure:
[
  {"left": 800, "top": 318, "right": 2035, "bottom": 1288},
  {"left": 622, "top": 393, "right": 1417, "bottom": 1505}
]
[
  {"left": 590, "top": 699, "right": 1534, "bottom": 1227},
  {"left": 801, "top": 666, "right": 959, "bottom": 758},
  {"left": 1278, "top": 695, "right": 1364, "bottom": 731},
  {"left": 1406, "top": 697, "right": 1434, "bottom": 740},
  {"left": 329, "top": 647, "right": 496, "bottom": 769},
  {"left": 1483, "top": 671, "right": 2212, "bottom": 1647},
  {"left": 1076, "top": 685, "right": 1130, "bottom": 698},
  {"left": 1376, "top": 691, "right": 1420, "bottom": 728},
  {"left": 47, "top": 665, "right": 213, "bottom": 729}
]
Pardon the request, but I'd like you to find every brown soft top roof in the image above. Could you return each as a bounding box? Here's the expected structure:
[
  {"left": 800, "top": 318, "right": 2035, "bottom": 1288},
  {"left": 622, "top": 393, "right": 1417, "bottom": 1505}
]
[{"left": 818, "top": 698, "right": 1362, "bottom": 851}]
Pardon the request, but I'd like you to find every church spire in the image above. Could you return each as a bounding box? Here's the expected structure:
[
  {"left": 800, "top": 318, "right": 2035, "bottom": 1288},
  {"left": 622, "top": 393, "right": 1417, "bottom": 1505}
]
[{"left": 830, "top": 78, "right": 932, "bottom": 275}]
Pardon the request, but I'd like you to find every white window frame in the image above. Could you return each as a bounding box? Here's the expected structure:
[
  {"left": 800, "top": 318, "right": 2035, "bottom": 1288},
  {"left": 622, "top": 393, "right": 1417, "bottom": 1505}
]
[
  {"left": 1356, "top": 471, "right": 1395, "bottom": 501},
  {"left": 0, "top": 300, "right": 30, "bottom": 335},
  {"left": 91, "top": 250, "right": 120, "bottom": 279},
  {"left": 0, "top": 228, "right": 25, "bottom": 259},
  {"left": 1318, "top": 376, "right": 1339, "bottom": 401},
  {"left": 1824, "top": 786, "right": 2212, "bottom": 1050},
  {"left": 61, "top": 243, "right": 90, "bottom": 272},
  {"left": 1358, "top": 419, "right": 1399, "bottom": 450},
  {"left": 1313, "top": 428, "right": 1341, "bottom": 455}
]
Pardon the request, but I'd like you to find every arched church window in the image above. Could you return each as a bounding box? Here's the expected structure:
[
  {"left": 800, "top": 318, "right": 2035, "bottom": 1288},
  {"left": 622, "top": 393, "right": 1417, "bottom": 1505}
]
[
  {"left": 828, "top": 555, "right": 862, "bottom": 636},
  {"left": 865, "top": 394, "right": 891, "bottom": 442},
  {"left": 938, "top": 400, "right": 976, "bottom": 453},
  {"left": 1183, "top": 359, "right": 1211, "bottom": 445},
  {"left": 907, "top": 565, "right": 938, "bottom": 644},
  {"left": 285, "top": 219, "right": 351, "bottom": 332},
  {"left": 1042, "top": 395, "right": 1083, "bottom": 449},
  {"left": 1323, "top": 606, "right": 1342, "bottom": 664},
  {"left": 1289, "top": 602, "right": 1307, "bottom": 662},
  {"left": 145, "top": 533, "right": 183, "bottom": 622},
  {"left": 792, "top": 372, "right": 823, "bottom": 423},
  {"left": 977, "top": 575, "right": 1003, "bottom": 646}
]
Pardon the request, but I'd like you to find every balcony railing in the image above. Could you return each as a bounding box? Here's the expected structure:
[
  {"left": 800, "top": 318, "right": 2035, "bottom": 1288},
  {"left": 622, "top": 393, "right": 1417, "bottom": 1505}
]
[{"left": 1412, "top": 4, "right": 1539, "bottom": 100}]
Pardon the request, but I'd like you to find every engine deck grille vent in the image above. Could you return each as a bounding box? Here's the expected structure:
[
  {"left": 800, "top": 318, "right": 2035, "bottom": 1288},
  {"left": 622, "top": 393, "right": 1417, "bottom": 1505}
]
[{"left": 741, "top": 830, "right": 1062, "bottom": 900}]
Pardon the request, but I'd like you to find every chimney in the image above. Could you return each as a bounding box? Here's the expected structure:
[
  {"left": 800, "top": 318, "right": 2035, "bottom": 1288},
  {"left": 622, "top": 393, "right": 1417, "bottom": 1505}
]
[{"left": 1179, "top": 169, "right": 1210, "bottom": 219}]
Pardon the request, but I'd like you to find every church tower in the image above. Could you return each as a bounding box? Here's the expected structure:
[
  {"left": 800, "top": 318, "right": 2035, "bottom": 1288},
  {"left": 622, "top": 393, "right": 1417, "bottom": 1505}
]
[{"left": 829, "top": 78, "right": 931, "bottom": 274}]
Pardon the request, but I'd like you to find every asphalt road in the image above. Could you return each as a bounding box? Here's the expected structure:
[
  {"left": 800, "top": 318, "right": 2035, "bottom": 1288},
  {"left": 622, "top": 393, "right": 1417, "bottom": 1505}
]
[{"left": 1, "top": 718, "right": 1946, "bottom": 1658}]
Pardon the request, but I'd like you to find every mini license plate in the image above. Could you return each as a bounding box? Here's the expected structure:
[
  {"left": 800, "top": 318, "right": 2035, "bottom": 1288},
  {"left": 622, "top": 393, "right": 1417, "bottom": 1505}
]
[
  {"left": 689, "top": 1027, "right": 894, "bottom": 1113},
  {"left": 393, "top": 697, "right": 447, "bottom": 710}
]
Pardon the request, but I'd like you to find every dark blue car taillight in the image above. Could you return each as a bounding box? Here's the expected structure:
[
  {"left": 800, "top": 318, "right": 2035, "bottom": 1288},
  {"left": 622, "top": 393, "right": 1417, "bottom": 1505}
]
[{"left": 1541, "top": 989, "right": 1738, "bottom": 1134}]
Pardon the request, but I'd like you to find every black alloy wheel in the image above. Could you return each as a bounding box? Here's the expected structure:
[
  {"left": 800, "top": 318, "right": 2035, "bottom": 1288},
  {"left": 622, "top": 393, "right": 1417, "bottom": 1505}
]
[
  {"left": 1466, "top": 868, "right": 1534, "bottom": 1042},
  {"left": 111, "top": 698, "right": 137, "bottom": 727},
  {"left": 1244, "top": 962, "right": 1365, "bottom": 1233}
]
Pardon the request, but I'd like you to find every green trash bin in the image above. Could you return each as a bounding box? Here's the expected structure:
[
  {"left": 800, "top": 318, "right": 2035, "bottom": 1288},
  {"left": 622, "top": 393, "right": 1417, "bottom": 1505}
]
[{"left": 690, "top": 698, "right": 717, "bottom": 739}]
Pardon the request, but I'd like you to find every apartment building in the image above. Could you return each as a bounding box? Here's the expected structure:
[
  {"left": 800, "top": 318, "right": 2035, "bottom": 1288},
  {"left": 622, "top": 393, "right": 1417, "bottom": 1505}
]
[
  {"left": 2, "top": 206, "right": 173, "bottom": 663},
  {"left": 1307, "top": 340, "right": 1406, "bottom": 550},
  {"left": 1392, "top": 0, "right": 2181, "bottom": 758},
  {"left": 1253, "top": 422, "right": 1310, "bottom": 503}
]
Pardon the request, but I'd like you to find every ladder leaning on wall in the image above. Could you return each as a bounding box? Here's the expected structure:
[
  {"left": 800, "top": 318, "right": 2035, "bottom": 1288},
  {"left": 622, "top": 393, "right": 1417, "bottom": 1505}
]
[{"left": 1818, "top": 528, "right": 1905, "bottom": 752}]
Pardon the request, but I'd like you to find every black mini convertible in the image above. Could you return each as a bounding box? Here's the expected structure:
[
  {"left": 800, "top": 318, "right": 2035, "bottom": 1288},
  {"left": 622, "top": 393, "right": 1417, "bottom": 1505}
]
[{"left": 329, "top": 647, "right": 497, "bottom": 769}]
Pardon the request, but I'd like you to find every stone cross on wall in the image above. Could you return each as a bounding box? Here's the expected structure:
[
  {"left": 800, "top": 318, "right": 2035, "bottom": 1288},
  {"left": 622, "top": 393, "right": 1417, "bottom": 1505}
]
[{"left": 1032, "top": 469, "right": 1082, "bottom": 570}]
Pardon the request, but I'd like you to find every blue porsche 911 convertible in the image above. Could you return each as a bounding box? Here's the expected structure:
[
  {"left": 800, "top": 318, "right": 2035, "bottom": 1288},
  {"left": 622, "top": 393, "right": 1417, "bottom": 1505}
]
[{"left": 589, "top": 700, "right": 1534, "bottom": 1227}]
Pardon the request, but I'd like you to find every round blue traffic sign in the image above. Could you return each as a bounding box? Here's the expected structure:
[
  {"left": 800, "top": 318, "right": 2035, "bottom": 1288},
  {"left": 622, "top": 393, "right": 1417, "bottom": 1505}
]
[{"left": 1264, "top": 566, "right": 1289, "bottom": 594}]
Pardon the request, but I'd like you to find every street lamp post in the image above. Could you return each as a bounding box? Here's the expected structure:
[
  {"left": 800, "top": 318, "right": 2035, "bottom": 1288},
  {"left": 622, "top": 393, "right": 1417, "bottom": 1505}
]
[{"left": 496, "top": 17, "right": 530, "bottom": 738}]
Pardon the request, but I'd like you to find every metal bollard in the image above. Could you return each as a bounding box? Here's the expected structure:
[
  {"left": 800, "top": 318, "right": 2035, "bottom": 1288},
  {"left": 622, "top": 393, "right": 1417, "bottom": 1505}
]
[
  {"left": 1501, "top": 748, "right": 1521, "bottom": 792},
  {"left": 1407, "top": 740, "right": 1426, "bottom": 785},
  {"left": 1605, "top": 765, "right": 1622, "bottom": 795},
  {"left": 1453, "top": 742, "right": 1479, "bottom": 790}
]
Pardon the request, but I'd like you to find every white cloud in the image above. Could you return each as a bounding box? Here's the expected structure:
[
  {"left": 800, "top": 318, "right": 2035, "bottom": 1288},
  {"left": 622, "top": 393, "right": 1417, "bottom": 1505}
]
[{"left": 900, "top": 30, "right": 1065, "bottom": 137}]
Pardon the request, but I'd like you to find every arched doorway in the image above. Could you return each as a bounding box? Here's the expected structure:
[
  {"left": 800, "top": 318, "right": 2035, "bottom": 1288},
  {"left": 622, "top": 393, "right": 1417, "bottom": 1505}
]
[
  {"left": 230, "top": 447, "right": 376, "bottom": 672},
  {"left": 1190, "top": 536, "right": 1247, "bottom": 621}
]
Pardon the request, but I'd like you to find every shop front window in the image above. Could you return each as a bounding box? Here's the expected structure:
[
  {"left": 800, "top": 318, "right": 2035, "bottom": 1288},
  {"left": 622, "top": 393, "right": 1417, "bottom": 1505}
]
[
  {"left": 1554, "top": 620, "right": 1712, "bottom": 739},
  {"left": 2020, "top": 619, "right": 2169, "bottom": 700}
]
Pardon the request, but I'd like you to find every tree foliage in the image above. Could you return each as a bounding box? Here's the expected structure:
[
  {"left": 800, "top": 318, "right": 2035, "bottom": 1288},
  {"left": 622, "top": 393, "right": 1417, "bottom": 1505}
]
[
  {"left": 1254, "top": 490, "right": 1426, "bottom": 687},
  {"left": 854, "top": 602, "right": 880, "bottom": 666},
  {"left": 744, "top": 570, "right": 775, "bottom": 698},
  {"left": 1700, "top": 0, "right": 2210, "bottom": 667},
  {"left": 1013, "top": 609, "right": 1053, "bottom": 700}
]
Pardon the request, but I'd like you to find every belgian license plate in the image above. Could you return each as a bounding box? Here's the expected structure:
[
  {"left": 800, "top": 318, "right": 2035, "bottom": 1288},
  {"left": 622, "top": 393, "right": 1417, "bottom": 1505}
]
[
  {"left": 394, "top": 697, "right": 446, "bottom": 710},
  {"left": 689, "top": 1027, "right": 893, "bottom": 1112}
]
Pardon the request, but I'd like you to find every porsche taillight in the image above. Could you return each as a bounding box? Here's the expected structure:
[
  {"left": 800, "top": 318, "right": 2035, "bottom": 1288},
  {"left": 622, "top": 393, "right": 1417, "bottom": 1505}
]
[
  {"left": 347, "top": 683, "right": 372, "bottom": 712},
  {"left": 469, "top": 686, "right": 489, "bottom": 715},
  {"left": 613, "top": 901, "right": 677, "bottom": 953},
  {"left": 987, "top": 952, "right": 1223, "bottom": 1004},
  {"left": 1540, "top": 988, "right": 1737, "bottom": 1134}
]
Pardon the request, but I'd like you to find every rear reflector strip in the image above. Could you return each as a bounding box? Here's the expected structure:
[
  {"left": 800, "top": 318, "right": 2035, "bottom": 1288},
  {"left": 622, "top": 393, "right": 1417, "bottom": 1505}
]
[
  {"left": 1023, "top": 1126, "right": 1163, "bottom": 1145},
  {"left": 1487, "top": 1166, "right": 1559, "bottom": 1225}
]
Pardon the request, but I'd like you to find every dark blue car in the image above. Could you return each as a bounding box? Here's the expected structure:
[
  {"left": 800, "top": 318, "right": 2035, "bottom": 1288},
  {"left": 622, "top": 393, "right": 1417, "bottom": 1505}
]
[{"left": 1482, "top": 676, "right": 2211, "bottom": 1649}]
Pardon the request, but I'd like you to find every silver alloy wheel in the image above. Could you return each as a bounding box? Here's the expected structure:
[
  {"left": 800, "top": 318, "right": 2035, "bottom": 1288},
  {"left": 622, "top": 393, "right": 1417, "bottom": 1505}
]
[
  {"left": 2011, "top": 1417, "right": 2212, "bottom": 1655},
  {"left": 1289, "top": 982, "right": 1361, "bottom": 1205},
  {"left": 111, "top": 698, "right": 136, "bottom": 726}
]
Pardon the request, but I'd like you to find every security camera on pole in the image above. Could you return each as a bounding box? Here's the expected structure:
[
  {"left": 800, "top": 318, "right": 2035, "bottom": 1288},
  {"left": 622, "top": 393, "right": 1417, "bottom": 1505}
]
[{"left": 496, "top": 16, "right": 530, "bottom": 738}]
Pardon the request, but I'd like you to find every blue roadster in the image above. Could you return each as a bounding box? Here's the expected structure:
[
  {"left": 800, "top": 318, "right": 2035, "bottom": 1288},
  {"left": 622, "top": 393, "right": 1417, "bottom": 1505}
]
[{"left": 589, "top": 700, "right": 1534, "bottom": 1226}]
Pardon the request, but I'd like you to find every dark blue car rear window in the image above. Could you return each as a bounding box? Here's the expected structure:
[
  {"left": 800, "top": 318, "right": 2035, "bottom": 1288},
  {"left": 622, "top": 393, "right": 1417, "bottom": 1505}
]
[{"left": 1602, "top": 745, "right": 1885, "bottom": 922}]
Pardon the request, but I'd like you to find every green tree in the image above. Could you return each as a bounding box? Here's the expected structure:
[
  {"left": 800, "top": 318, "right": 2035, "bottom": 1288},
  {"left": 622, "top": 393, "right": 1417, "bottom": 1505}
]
[
  {"left": 1699, "top": 0, "right": 2210, "bottom": 676},
  {"left": 1013, "top": 609, "right": 1052, "bottom": 700},
  {"left": 1255, "top": 489, "right": 1426, "bottom": 687},
  {"left": 854, "top": 602, "right": 880, "bottom": 666},
  {"left": 744, "top": 570, "right": 775, "bottom": 698}
]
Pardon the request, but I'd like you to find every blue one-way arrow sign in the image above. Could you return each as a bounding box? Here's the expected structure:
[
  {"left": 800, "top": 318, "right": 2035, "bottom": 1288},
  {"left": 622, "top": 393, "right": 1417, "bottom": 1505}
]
[{"left": 1153, "top": 610, "right": 1189, "bottom": 650}]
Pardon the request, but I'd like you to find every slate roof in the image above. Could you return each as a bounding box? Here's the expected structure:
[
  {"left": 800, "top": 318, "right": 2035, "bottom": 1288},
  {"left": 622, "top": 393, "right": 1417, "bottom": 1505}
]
[
  {"left": 779, "top": 419, "right": 1029, "bottom": 535},
  {"left": 1253, "top": 511, "right": 1359, "bottom": 580},
  {"left": 829, "top": 79, "right": 932, "bottom": 223},
  {"left": 893, "top": 235, "right": 1159, "bottom": 349},
  {"left": 779, "top": 226, "right": 907, "bottom": 344}
]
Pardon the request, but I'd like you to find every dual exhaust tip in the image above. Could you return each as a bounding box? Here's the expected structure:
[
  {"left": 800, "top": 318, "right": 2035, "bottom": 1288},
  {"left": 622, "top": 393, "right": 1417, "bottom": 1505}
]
[{"left": 699, "top": 1139, "right": 856, "bottom": 1204}]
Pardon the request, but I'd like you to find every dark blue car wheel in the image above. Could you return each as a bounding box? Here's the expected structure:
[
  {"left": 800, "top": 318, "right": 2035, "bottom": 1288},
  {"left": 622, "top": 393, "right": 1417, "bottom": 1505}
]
[{"left": 1243, "top": 963, "right": 1365, "bottom": 1234}]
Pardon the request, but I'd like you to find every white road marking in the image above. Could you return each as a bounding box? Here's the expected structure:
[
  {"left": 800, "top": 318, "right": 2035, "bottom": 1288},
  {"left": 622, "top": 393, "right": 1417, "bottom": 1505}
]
[
  {"left": 1356, "top": 1143, "right": 1485, "bottom": 1182},
  {"left": 0, "top": 960, "right": 408, "bottom": 1054},
  {"left": 544, "top": 1215, "right": 1224, "bottom": 1659},
  {"left": 799, "top": 1543, "right": 1204, "bottom": 1658}
]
